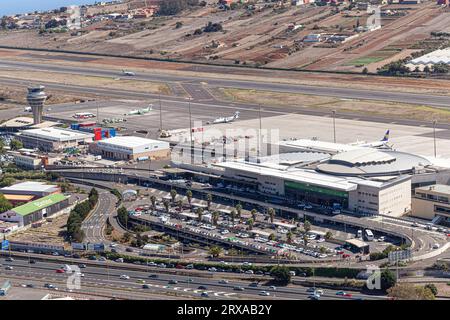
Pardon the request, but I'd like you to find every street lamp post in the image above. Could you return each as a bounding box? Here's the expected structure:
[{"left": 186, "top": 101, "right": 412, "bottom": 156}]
[
  {"left": 332, "top": 110, "right": 336, "bottom": 143},
  {"left": 433, "top": 120, "right": 437, "bottom": 158}
]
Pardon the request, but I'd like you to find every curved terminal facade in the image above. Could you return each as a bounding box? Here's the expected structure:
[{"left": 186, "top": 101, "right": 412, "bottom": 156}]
[{"left": 212, "top": 140, "right": 450, "bottom": 217}]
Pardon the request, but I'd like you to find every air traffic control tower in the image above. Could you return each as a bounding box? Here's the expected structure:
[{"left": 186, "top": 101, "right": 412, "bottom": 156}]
[{"left": 27, "top": 86, "right": 47, "bottom": 125}]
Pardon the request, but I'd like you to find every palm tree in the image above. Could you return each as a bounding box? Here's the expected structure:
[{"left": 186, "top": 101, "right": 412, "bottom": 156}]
[
  {"left": 287, "top": 231, "right": 293, "bottom": 243},
  {"left": 250, "top": 209, "right": 257, "bottom": 222},
  {"left": 247, "top": 218, "right": 254, "bottom": 230},
  {"left": 186, "top": 190, "right": 193, "bottom": 208},
  {"left": 235, "top": 204, "right": 242, "bottom": 219},
  {"left": 170, "top": 189, "right": 177, "bottom": 204},
  {"left": 212, "top": 211, "right": 219, "bottom": 226},
  {"left": 150, "top": 195, "right": 156, "bottom": 212},
  {"left": 196, "top": 207, "right": 204, "bottom": 222},
  {"left": 206, "top": 193, "right": 212, "bottom": 211},
  {"left": 268, "top": 233, "right": 276, "bottom": 241},
  {"left": 303, "top": 233, "right": 309, "bottom": 246},
  {"left": 230, "top": 209, "right": 236, "bottom": 224},
  {"left": 162, "top": 199, "right": 170, "bottom": 213},
  {"left": 177, "top": 199, "right": 183, "bottom": 212},
  {"left": 304, "top": 220, "right": 311, "bottom": 233},
  {"left": 325, "top": 231, "right": 333, "bottom": 240},
  {"left": 267, "top": 207, "right": 275, "bottom": 224}
]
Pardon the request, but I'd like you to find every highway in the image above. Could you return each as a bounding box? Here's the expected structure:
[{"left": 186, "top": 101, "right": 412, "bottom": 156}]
[
  {"left": 0, "top": 256, "right": 387, "bottom": 300},
  {"left": 2, "top": 59, "right": 450, "bottom": 109}
]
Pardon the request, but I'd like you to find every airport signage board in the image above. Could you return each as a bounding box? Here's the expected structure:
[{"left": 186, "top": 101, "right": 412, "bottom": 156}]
[
  {"left": 388, "top": 249, "right": 412, "bottom": 263},
  {"left": 1, "top": 240, "right": 9, "bottom": 251}
]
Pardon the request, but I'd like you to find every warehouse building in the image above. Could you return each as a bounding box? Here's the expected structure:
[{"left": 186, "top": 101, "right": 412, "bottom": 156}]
[
  {"left": 1, "top": 181, "right": 60, "bottom": 198},
  {"left": 411, "top": 184, "right": 450, "bottom": 225},
  {"left": 0, "top": 193, "right": 69, "bottom": 226},
  {"left": 17, "top": 127, "right": 94, "bottom": 152},
  {"left": 93, "top": 136, "right": 170, "bottom": 160}
]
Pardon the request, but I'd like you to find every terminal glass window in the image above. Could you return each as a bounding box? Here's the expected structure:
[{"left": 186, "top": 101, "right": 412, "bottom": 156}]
[{"left": 284, "top": 181, "right": 348, "bottom": 208}]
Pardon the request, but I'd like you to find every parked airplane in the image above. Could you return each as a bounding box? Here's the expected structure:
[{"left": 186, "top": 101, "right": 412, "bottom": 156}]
[
  {"left": 73, "top": 112, "right": 96, "bottom": 119},
  {"left": 208, "top": 111, "right": 240, "bottom": 124},
  {"left": 122, "top": 70, "right": 136, "bottom": 76},
  {"left": 126, "top": 105, "right": 153, "bottom": 116},
  {"left": 351, "top": 130, "right": 391, "bottom": 148}
]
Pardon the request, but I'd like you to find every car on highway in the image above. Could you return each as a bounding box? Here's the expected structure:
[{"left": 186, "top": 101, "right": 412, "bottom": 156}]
[
  {"left": 259, "top": 291, "right": 270, "bottom": 296},
  {"left": 5, "top": 266, "right": 13, "bottom": 270},
  {"left": 29, "top": 259, "right": 36, "bottom": 264},
  {"left": 308, "top": 293, "right": 321, "bottom": 300},
  {"left": 44, "top": 283, "right": 55, "bottom": 289},
  {"left": 158, "top": 263, "right": 167, "bottom": 268},
  {"left": 116, "top": 258, "right": 124, "bottom": 263},
  {"left": 306, "top": 287, "right": 317, "bottom": 293},
  {"left": 336, "top": 291, "right": 352, "bottom": 297},
  {"left": 79, "top": 264, "right": 87, "bottom": 268},
  {"left": 269, "top": 286, "right": 277, "bottom": 290},
  {"left": 26, "top": 284, "right": 35, "bottom": 288},
  {"left": 119, "top": 275, "right": 130, "bottom": 280},
  {"left": 168, "top": 280, "right": 178, "bottom": 284},
  {"left": 249, "top": 282, "right": 259, "bottom": 288},
  {"left": 5, "top": 257, "right": 14, "bottom": 262},
  {"left": 136, "top": 279, "right": 145, "bottom": 284},
  {"left": 208, "top": 267, "right": 217, "bottom": 272},
  {"left": 142, "top": 284, "right": 151, "bottom": 289},
  {"left": 201, "top": 292, "right": 209, "bottom": 297},
  {"left": 233, "top": 286, "right": 245, "bottom": 291},
  {"left": 98, "top": 257, "right": 107, "bottom": 261},
  {"left": 185, "top": 264, "right": 194, "bottom": 269},
  {"left": 198, "top": 285, "right": 208, "bottom": 290},
  {"left": 55, "top": 269, "right": 65, "bottom": 273},
  {"left": 125, "top": 248, "right": 134, "bottom": 252},
  {"left": 147, "top": 262, "right": 158, "bottom": 267},
  {"left": 76, "top": 272, "right": 85, "bottom": 277},
  {"left": 219, "top": 279, "right": 229, "bottom": 284},
  {"left": 148, "top": 274, "right": 159, "bottom": 279}
]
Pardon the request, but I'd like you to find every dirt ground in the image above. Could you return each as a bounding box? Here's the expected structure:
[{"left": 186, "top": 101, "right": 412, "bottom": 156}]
[
  {"left": 0, "top": 69, "right": 171, "bottom": 96},
  {"left": 215, "top": 87, "right": 450, "bottom": 123},
  {"left": 8, "top": 213, "right": 69, "bottom": 249}
]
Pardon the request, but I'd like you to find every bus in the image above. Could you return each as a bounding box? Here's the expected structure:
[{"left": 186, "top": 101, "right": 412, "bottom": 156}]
[
  {"left": 73, "top": 112, "right": 95, "bottom": 119},
  {"left": 364, "top": 229, "right": 374, "bottom": 241}
]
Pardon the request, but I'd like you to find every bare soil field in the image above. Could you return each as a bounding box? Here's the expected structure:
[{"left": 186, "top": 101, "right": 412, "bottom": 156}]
[
  {"left": 0, "top": 69, "right": 171, "bottom": 95},
  {"left": 215, "top": 87, "right": 450, "bottom": 123}
]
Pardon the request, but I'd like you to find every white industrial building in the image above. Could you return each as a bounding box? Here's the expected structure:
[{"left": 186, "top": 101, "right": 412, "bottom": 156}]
[
  {"left": 94, "top": 136, "right": 170, "bottom": 160},
  {"left": 407, "top": 47, "right": 450, "bottom": 70},
  {"left": 17, "top": 127, "right": 94, "bottom": 152}
]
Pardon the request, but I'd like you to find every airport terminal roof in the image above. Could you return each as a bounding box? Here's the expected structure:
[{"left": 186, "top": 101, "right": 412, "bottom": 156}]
[
  {"left": 317, "top": 150, "right": 431, "bottom": 176},
  {"left": 20, "top": 127, "right": 94, "bottom": 142},
  {"left": 415, "top": 184, "right": 450, "bottom": 195},
  {"left": 279, "top": 139, "right": 362, "bottom": 154},
  {"left": 0, "top": 117, "right": 57, "bottom": 130}
]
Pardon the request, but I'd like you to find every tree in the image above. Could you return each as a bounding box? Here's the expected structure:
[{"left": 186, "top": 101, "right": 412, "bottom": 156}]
[
  {"left": 267, "top": 207, "right": 275, "bottom": 224},
  {"left": 117, "top": 206, "right": 129, "bottom": 228},
  {"left": 325, "top": 231, "right": 333, "bottom": 240},
  {"left": 387, "top": 283, "right": 435, "bottom": 300},
  {"left": 170, "top": 189, "right": 177, "bottom": 204},
  {"left": 270, "top": 266, "right": 291, "bottom": 285},
  {"left": 162, "top": 199, "right": 170, "bottom": 213},
  {"left": 235, "top": 204, "right": 242, "bottom": 219},
  {"left": 268, "top": 233, "right": 276, "bottom": 241},
  {"left": 0, "top": 140, "right": 4, "bottom": 154},
  {"left": 177, "top": 199, "right": 183, "bottom": 212},
  {"left": 206, "top": 193, "right": 212, "bottom": 210},
  {"left": 196, "top": 207, "right": 203, "bottom": 222},
  {"left": 362, "top": 67, "right": 368, "bottom": 74},
  {"left": 150, "top": 195, "right": 156, "bottom": 211},
  {"left": 209, "top": 245, "right": 223, "bottom": 257},
  {"left": 423, "top": 65, "right": 431, "bottom": 73},
  {"left": 10, "top": 139, "right": 23, "bottom": 150},
  {"left": 230, "top": 209, "right": 236, "bottom": 224},
  {"left": 186, "top": 190, "right": 193, "bottom": 207},
  {"left": 250, "top": 209, "right": 257, "bottom": 222},
  {"left": 0, "top": 194, "right": 13, "bottom": 213},
  {"left": 286, "top": 231, "right": 293, "bottom": 243},
  {"left": 122, "top": 232, "right": 132, "bottom": 242},
  {"left": 247, "top": 218, "right": 254, "bottom": 230},
  {"left": 304, "top": 220, "right": 311, "bottom": 233},
  {"left": 303, "top": 233, "right": 309, "bottom": 246},
  {"left": 424, "top": 284, "right": 438, "bottom": 297},
  {"left": 212, "top": 211, "right": 219, "bottom": 226},
  {"left": 432, "top": 63, "right": 449, "bottom": 74},
  {"left": 204, "top": 21, "right": 223, "bottom": 33},
  {"left": 380, "top": 268, "right": 397, "bottom": 291},
  {"left": 175, "top": 21, "right": 183, "bottom": 29}
]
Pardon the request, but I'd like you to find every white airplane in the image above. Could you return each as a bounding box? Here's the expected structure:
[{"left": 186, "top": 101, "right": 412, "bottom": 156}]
[
  {"left": 73, "top": 112, "right": 95, "bottom": 119},
  {"left": 24, "top": 106, "right": 32, "bottom": 112},
  {"left": 351, "top": 130, "right": 391, "bottom": 149},
  {"left": 122, "top": 70, "right": 136, "bottom": 76},
  {"left": 208, "top": 111, "right": 240, "bottom": 124},
  {"left": 126, "top": 105, "right": 152, "bottom": 116}
]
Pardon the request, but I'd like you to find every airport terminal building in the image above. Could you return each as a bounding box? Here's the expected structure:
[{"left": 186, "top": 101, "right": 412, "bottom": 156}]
[
  {"left": 205, "top": 140, "right": 450, "bottom": 217},
  {"left": 93, "top": 136, "right": 170, "bottom": 160}
]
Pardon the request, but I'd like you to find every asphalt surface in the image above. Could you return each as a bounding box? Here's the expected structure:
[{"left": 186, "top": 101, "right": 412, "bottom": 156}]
[
  {"left": 2, "top": 59, "right": 450, "bottom": 108},
  {"left": 0, "top": 256, "right": 387, "bottom": 300}
]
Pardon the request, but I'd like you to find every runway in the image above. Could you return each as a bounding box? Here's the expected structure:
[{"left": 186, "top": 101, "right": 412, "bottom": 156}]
[{"left": 2, "top": 59, "right": 450, "bottom": 108}]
